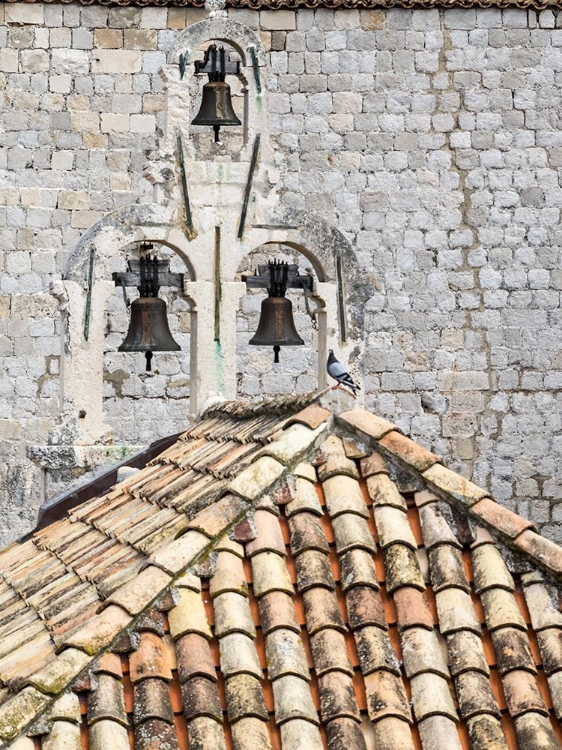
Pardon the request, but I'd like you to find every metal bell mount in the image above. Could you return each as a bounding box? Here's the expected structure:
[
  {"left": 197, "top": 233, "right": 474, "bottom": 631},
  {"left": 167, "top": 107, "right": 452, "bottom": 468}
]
[
  {"left": 191, "top": 44, "right": 241, "bottom": 143},
  {"left": 114, "top": 246, "right": 183, "bottom": 372}
]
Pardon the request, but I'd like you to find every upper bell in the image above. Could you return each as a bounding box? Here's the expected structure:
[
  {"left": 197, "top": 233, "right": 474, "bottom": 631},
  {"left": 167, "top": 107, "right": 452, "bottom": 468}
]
[
  {"left": 118, "top": 295, "right": 180, "bottom": 371},
  {"left": 191, "top": 80, "right": 241, "bottom": 129}
]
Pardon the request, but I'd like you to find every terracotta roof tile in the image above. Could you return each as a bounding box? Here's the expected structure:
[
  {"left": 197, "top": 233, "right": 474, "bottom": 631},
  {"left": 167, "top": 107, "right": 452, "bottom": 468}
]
[
  {"left": 322, "top": 474, "right": 369, "bottom": 519},
  {"left": 364, "top": 669, "right": 412, "bottom": 723},
  {"left": 466, "top": 714, "right": 509, "bottom": 750},
  {"left": 513, "top": 712, "right": 561, "bottom": 750},
  {"left": 223, "top": 673, "right": 267, "bottom": 722},
  {"left": 422, "top": 464, "right": 490, "bottom": 507},
  {"left": 480, "top": 589, "right": 527, "bottom": 632},
  {"left": 332, "top": 513, "right": 376, "bottom": 554},
  {"left": 181, "top": 675, "right": 222, "bottom": 721},
  {"left": 378, "top": 430, "right": 441, "bottom": 473},
  {"left": 346, "top": 586, "right": 387, "bottom": 630},
  {"left": 60, "top": 604, "right": 131, "bottom": 656},
  {"left": 366, "top": 473, "right": 407, "bottom": 510},
  {"left": 89, "top": 719, "right": 130, "bottom": 750},
  {"left": 401, "top": 627, "right": 450, "bottom": 679},
  {"left": 289, "top": 512, "right": 330, "bottom": 555},
  {"left": 435, "top": 588, "right": 481, "bottom": 635},
  {"left": 337, "top": 410, "right": 398, "bottom": 442},
  {"left": 175, "top": 633, "right": 216, "bottom": 682},
  {"left": 133, "top": 677, "right": 174, "bottom": 725},
  {"left": 374, "top": 506, "right": 417, "bottom": 550},
  {"left": 419, "top": 502, "right": 462, "bottom": 550},
  {"left": 24, "top": 648, "right": 90, "bottom": 694},
  {"left": 209, "top": 550, "right": 247, "bottom": 598},
  {"left": 447, "top": 631, "right": 490, "bottom": 677},
  {"left": 285, "top": 477, "right": 322, "bottom": 516},
  {"left": 455, "top": 670, "right": 501, "bottom": 719},
  {"left": 302, "top": 586, "right": 346, "bottom": 635},
  {"left": 104, "top": 564, "right": 171, "bottom": 616},
  {"left": 259, "top": 591, "right": 300, "bottom": 635},
  {"left": 42, "top": 720, "right": 81, "bottom": 750},
  {"left": 213, "top": 591, "right": 255, "bottom": 638},
  {"left": 285, "top": 404, "right": 332, "bottom": 430},
  {"left": 309, "top": 628, "right": 353, "bottom": 677},
  {"left": 361, "top": 452, "right": 390, "bottom": 479},
  {"left": 410, "top": 671, "right": 458, "bottom": 722},
  {"left": 326, "top": 717, "right": 367, "bottom": 750},
  {"left": 168, "top": 588, "right": 212, "bottom": 640},
  {"left": 87, "top": 672, "right": 127, "bottom": 726},
  {"left": 186, "top": 715, "right": 227, "bottom": 750},
  {"left": 340, "top": 549, "right": 379, "bottom": 591},
  {"left": 230, "top": 716, "right": 272, "bottom": 749},
  {"left": 50, "top": 691, "right": 81, "bottom": 722},
  {"left": 418, "top": 715, "right": 463, "bottom": 749},
  {"left": 272, "top": 674, "right": 319, "bottom": 724},
  {"left": 393, "top": 586, "right": 434, "bottom": 631},
  {"left": 318, "top": 671, "right": 360, "bottom": 721},
  {"left": 354, "top": 625, "right": 400, "bottom": 676},
  {"left": 522, "top": 579, "right": 562, "bottom": 631},
  {"left": 265, "top": 628, "right": 309, "bottom": 680},
  {"left": 383, "top": 544, "right": 425, "bottom": 592},
  {"left": 491, "top": 627, "right": 536, "bottom": 676},
  {"left": 279, "top": 718, "right": 323, "bottom": 749},
  {"left": 251, "top": 551, "right": 294, "bottom": 597},
  {"left": 515, "top": 530, "right": 562, "bottom": 579},
  {"left": 245, "top": 509, "right": 286, "bottom": 557},
  {"left": 318, "top": 435, "right": 360, "bottom": 481},
  {"left": 185, "top": 494, "right": 249, "bottom": 538},
  {"left": 130, "top": 632, "right": 172, "bottom": 683},
  {"left": 219, "top": 632, "right": 263, "bottom": 678},
  {"left": 472, "top": 543, "right": 515, "bottom": 594},
  {"left": 548, "top": 670, "right": 562, "bottom": 720},
  {"left": 134, "top": 719, "right": 179, "bottom": 750},
  {"left": 259, "top": 422, "right": 327, "bottom": 465},
  {"left": 295, "top": 549, "right": 335, "bottom": 591},
  {"left": 470, "top": 498, "right": 536, "bottom": 540},
  {"left": 371, "top": 716, "right": 415, "bottom": 750},
  {"left": 502, "top": 669, "right": 548, "bottom": 717},
  {"left": 536, "top": 628, "right": 562, "bottom": 676},
  {"left": 227, "top": 456, "right": 286, "bottom": 501}
]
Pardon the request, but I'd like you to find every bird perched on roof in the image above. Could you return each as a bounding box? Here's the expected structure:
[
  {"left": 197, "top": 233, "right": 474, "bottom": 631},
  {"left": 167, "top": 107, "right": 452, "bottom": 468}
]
[{"left": 327, "top": 349, "right": 361, "bottom": 396}]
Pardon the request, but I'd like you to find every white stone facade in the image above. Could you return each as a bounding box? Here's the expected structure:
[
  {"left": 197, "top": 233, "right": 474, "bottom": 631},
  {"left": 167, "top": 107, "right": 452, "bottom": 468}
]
[{"left": 1, "top": 2, "right": 562, "bottom": 543}]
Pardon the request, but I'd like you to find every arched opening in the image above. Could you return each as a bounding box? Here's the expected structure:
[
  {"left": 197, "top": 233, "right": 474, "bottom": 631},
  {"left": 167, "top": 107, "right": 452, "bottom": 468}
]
[
  {"left": 103, "top": 241, "right": 193, "bottom": 444},
  {"left": 235, "top": 244, "right": 325, "bottom": 397}
]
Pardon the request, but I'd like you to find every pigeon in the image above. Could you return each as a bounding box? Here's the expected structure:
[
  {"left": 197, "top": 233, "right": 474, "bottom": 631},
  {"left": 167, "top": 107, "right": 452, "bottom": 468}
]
[{"left": 327, "top": 349, "right": 361, "bottom": 396}]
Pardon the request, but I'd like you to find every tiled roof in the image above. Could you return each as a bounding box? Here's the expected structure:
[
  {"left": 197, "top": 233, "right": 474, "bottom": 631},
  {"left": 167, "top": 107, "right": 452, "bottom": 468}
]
[{"left": 1, "top": 394, "right": 562, "bottom": 750}]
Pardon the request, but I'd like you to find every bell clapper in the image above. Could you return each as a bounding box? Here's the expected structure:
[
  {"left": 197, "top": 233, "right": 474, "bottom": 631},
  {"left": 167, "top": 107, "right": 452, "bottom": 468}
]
[
  {"left": 213, "top": 124, "right": 221, "bottom": 143},
  {"left": 273, "top": 345, "right": 280, "bottom": 364},
  {"left": 145, "top": 351, "right": 153, "bottom": 372}
]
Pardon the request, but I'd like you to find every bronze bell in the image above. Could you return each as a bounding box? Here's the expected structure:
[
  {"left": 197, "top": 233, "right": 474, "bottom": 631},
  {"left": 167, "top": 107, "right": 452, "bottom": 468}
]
[
  {"left": 249, "top": 261, "right": 304, "bottom": 363},
  {"left": 118, "top": 255, "right": 181, "bottom": 372},
  {"left": 191, "top": 45, "right": 241, "bottom": 142}
]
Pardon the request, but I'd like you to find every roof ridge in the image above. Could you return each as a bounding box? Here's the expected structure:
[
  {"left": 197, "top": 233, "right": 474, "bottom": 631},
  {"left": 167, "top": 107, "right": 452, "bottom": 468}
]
[
  {"left": 337, "top": 408, "right": 562, "bottom": 584},
  {"left": 0, "top": 408, "right": 332, "bottom": 748},
  {"left": 200, "top": 387, "right": 332, "bottom": 419}
]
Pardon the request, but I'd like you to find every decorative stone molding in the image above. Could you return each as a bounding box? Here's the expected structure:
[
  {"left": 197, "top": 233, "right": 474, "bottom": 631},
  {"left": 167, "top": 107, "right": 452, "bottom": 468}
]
[{"left": 4, "top": 0, "right": 559, "bottom": 8}]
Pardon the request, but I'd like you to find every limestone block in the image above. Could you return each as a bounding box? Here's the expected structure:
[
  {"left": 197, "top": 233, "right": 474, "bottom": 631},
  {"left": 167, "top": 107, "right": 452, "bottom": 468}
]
[
  {"left": 51, "top": 49, "right": 89, "bottom": 75},
  {"left": 140, "top": 7, "right": 168, "bottom": 28},
  {"left": 5, "top": 3, "right": 44, "bottom": 24},
  {"left": 101, "top": 113, "right": 129, "bottom": 133},
  {"left": 20, "top": 50, "right": 49, "bottom": 73},
  {"left": 58, "top": 191, "right": 89, "bottom": 211},
  {"left": 124, "top": 29, "right": 157, "bottom": 50},
  {"left": 94, "top": 29, "right": 123, "bottom": 49},
  {"left": 70, "top": 210, "right": 104, "bottom": 229},
  {"left": 261, "top": 10, "right": 296, "bottom": 30},
  {"left": 0, "top": 49, "right": 18, "bottom": 73},
  {"left": 92, "top": 49, "right": 141, "bottom": 74},
  {"left": 51, "top": 151, "right": 74, "bottom": 170},
  {"left": 70, "top": 112, "right": 99, "bottom": 132}
]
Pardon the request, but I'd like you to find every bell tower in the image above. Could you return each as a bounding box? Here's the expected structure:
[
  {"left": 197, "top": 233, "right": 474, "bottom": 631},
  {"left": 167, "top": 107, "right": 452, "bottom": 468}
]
[{"left": 30, "top": 6, "right": 366, "bottom": 507}]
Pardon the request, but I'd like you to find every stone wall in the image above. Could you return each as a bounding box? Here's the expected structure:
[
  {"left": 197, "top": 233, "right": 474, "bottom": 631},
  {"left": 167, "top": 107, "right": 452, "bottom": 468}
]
[{"left": 1, "top": 1, "right": 562, "bottom": 542}]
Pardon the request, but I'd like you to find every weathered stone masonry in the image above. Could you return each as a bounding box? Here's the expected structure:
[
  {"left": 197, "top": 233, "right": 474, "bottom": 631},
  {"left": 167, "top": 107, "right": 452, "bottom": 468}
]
[{"left": 1, "top": 2, "right": 562, "bottom": 543}]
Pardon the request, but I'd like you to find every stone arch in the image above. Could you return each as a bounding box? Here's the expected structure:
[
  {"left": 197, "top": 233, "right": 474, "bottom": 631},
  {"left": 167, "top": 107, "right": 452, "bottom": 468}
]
[
  {"left": 169, "top": 19, "right": 267, "bottom": 68},
  {"left": 64, "top": 205, "right": 196, "bottom": 284}
]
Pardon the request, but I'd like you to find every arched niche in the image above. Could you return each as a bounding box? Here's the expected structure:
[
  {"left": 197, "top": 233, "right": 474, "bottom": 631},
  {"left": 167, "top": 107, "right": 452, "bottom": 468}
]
[
  {"left": 53, "top": 205, "right": 201, "bottom": 446},
  {"left": 160, "top": 19, "right": 269, "bottom": 164}
]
